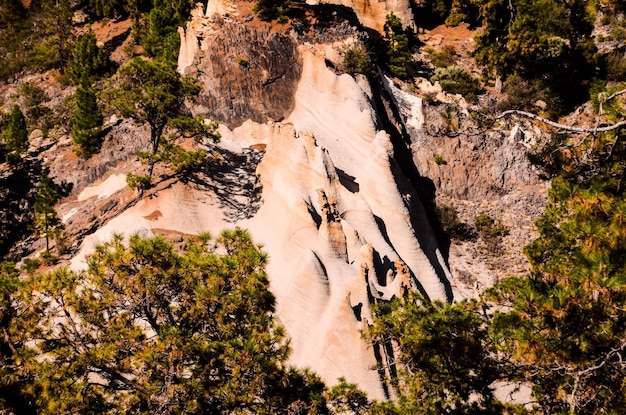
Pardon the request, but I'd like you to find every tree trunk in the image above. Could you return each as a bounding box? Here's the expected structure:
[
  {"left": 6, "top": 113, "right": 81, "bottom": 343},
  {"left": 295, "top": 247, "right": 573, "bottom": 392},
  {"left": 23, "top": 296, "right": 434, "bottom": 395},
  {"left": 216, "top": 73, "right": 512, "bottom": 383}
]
[{"left": 44, "top": 213, "right": 49, "bottom": 253}]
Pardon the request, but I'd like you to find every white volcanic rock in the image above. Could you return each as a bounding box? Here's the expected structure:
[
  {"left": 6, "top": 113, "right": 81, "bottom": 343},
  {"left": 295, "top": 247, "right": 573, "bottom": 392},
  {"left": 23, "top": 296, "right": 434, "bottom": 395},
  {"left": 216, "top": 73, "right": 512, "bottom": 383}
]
[
  {"left": 309, "top": 0, "right": 415, "bottom": 33},
  {"left": 70, "top": 46, "right": 451, "bottom": 399}
]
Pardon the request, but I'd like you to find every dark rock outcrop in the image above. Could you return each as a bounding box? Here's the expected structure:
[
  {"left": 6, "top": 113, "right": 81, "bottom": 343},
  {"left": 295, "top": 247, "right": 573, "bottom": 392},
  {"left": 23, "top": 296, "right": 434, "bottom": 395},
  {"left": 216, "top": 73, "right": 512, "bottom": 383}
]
[{"left": 186, "top": 23, "right": 301, "bottom": 128}]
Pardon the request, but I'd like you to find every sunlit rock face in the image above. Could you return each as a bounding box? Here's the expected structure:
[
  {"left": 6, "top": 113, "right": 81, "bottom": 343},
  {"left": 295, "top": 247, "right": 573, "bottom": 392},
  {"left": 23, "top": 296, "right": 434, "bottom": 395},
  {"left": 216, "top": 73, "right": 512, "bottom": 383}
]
[
  {"left": 68, "top": 0, "right": 453, "bottom": 399},
  {"left": 311, "top": 0, "right": 415, "bottom": 33}
]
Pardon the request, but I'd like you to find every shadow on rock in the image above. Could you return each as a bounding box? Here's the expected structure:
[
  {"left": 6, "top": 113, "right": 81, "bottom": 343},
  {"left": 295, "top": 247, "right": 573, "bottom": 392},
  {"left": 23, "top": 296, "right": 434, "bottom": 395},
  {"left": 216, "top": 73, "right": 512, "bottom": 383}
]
[{"left": 190, "top": 147, "right": 264, "bottom": 223}]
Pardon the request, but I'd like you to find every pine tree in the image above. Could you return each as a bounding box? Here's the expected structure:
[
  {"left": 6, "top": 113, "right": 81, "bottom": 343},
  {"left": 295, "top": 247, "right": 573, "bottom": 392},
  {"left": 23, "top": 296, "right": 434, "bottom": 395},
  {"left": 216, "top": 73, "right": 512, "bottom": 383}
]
[
  {"left": 105, "top": 57, "right": 219, "bottom": 191},
  {"left": 66, "top": 29, "right": 110, "bottom": 85},
  {"left": 32, "top": 173, "right": 64, "bottom": 255},
  {"left": 4, "top": 105, "right": 28, "bottom": 163},
  {"left": 0, "top": 261, "right": 37, "bottom": 414},
  {"left": 141, "top": 0, "right": 196, "bottom": 63},
  {"left": 27, "top": 0, "right": 73, "bottom": 72},
  {"left": 0, "top": 0, "right": 29, "bottom": 79},
  {"left": 368, "top": 293, "right": 515, "bottom": 414},
  {"left": 382, "top": 12, "right": 417, "bottom": 79},
  {"left": 71, "top": 79, "right": 103, "bottom": 158},
  {"left": 9, "top": 230, "right": 329, "bottom": 414}
]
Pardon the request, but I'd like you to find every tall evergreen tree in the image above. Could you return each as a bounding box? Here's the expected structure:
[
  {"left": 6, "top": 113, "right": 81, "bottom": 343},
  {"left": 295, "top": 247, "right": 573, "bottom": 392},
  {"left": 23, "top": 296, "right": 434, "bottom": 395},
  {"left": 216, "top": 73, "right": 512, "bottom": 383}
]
[
  {"left": 71, "top": 79, "right": 103, "bottom": 158},
  {"left": 0, "top": 0, "right": 29, "bottom": 79},
  {"left": 382, "top": 12, "right": 418, "bottom": 79},
  {"left": 0, "top": 262, "right": 37, "bottom": 415},
  {"left": 67, "top": 29, "right": 110, "bottom": 85},
  {"left": 32, "top": 173, "right": 64, "bottom": 255},
  {"left": 471, "top": 0, "right": 596, "bottom": 112},
  {"left": 4, "top": 105, "right": 28, "bottom": 162},
  {"left": 105, "top": 57, "right": 219, "bottom": 191},
  {"left": 27, "top": 0, "right": 74, "bottom": 72}
]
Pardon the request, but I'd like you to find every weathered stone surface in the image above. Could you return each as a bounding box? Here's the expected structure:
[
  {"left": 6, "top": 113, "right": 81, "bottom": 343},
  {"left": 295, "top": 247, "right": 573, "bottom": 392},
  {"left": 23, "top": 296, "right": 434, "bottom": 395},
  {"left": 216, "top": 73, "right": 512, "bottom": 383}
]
[
  {"left": 312, "top": 0, "right": 414, "bottom": 33},
  {"left": 183, "top": 22, "right": 301, "bottom": 128}
]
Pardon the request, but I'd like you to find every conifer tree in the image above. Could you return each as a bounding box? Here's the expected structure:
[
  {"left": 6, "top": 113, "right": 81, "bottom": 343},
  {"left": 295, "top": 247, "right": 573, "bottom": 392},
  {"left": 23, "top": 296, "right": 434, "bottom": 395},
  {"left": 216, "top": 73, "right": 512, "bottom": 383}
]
[
  {"left": 4, "top": 105, "right": 28, "bottom": 163},
  {"left": 105, "top": 57, "right": 219, "bottom": 191},
  {"left": 67, "top": 29, "right": 110, "bottom": 85},
  {"left": 32, "top": 173, "right": 64, "bottom": 255},
  {"left": 10, "top": 230, "right": 328, "bottom": 414},
  {"left": 71, "top": 79, "right": 103, "bottom": 158},
  {"left": 28, "top": 0, "right": 73, "bottom": 72},
  {"left": 382, "top": 12, "right": 417, "bottom": 79},
  {"left": 142, "top": 0, "right": 195, "bottom": 64},
  {"left": 0, "top": 261, "right": 36, "bottom": 414}
]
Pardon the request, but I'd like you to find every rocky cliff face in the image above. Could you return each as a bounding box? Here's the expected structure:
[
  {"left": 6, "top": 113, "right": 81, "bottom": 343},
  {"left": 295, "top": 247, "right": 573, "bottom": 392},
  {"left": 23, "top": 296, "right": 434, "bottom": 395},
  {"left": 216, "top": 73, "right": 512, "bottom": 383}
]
[
  {"left": 386, "top": 79, "right": 548, "bottom": 295},
  {"left": 4, "top": 0, "right": 546, "bottom": 400},
  {"left": 313, "top": 0, "right": 415, "bottom": 33},
  {"left": 176, "top": 0, "right": 452, "bottom": 398}
]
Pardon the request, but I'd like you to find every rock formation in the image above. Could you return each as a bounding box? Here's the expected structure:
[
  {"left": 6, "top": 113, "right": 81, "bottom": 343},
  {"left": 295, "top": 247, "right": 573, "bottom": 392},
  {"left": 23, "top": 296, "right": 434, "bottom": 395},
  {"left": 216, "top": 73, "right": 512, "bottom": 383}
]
[
  {"left": 63, "top": 0, "right": 454, "bottom": 399},
  {"left": 312, "top": 0, "right": 415, "bottom": 33}
]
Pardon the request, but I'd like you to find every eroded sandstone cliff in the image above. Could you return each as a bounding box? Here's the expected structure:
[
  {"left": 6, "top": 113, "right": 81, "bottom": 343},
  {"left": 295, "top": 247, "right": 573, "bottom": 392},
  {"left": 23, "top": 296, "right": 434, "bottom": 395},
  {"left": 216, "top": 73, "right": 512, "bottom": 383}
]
[{"left": 67, "top": 0, "right": 453, "bottom": 398}]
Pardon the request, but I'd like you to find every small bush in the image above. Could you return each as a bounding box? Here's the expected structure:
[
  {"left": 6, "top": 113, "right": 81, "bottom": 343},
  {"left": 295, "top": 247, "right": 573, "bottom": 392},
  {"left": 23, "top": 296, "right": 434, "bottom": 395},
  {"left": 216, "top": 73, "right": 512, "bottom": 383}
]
[
  {"left": 445, "top": 13, "right": 465, "bottom": 27},
  {"left": 253, "top": 0, "right": 292, "bottom": 21},
  {"left": 434, "top": 154, "right": 447, "bottom": 165},
  {"left": 497, "top": 74, "right": 564, "bottom": 118},
  {"left": 22, "top": 258, "right": 41, "bottom": 275},
  {"left": 612, "top": 26, "right": 626, "bottom": 41},
  {"left": 435, "top": 203, "right": 475, "bottom": 240},
  {"left": 474, "top": 213, "right": 508, "bottom": 240},
  {"left": 40, "top": 250, "right": 58, "bottom": 266},
  {"left": 436, "top": 203, "right": 459, "bottom": 234},
  {"left": 429, "top": 45, "right": 457, "bottom": 68},
  {"left": 431, "top": 65, "right": 482, "bottom": 102},
  {"left": 340, "top": 43, "right": 372, "bottom": 76},
  {"left": 237, "top": 56, "right": 249, "bottom": 67},
  {"left": 19, "top": 82, "right": 49, "bottom": 107},
  {"left": 5, "top": 151, "right": 22, "bottom": 165}
]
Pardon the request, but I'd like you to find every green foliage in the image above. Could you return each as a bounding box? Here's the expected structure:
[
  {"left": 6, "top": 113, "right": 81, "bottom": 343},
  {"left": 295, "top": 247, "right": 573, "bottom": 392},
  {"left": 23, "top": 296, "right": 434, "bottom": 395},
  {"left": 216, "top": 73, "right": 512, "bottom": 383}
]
[
  {"left": 472, "top": 0, "right": 597, "bottom": 112},
  {"left": 486, "top": 92, "right": 626, "bottom": 414},
  {"left": 27, "top": 0, "right": 74, "bottom": 72},
  {"left": 474, "top": 213, "right": 508, "bottom": 251},
  {"left": 340, "top": 43, "right": 373, "bottom": 76},
  {"left": 368, "top": 293, "right": 514, "bottom": 414},
  {"left": 236, "top": 56, "right": 250, "bottom": 67},
  {"left": 18, "top": 82, "right": 49, "bottom": 108},
  {"left": 439, "top": 206, "right": 475, "bottom": 241},
  {"left": 382, "top": 12, "right": 418, "bottom": 79},
  {"left": 4, "top": 105, "right": 28, "bottom": 161},
  {"left": 0, "top": 0, "right": 29, "bottom": 80},
  {"left": 105, "top": 57, "right": 220, "bottom": 189},
  {"left": 125, "top": 173, "right": 152, "bottom": 189},
  {"left": 417, "top": 0, "right": 480, "bottom": 26},
  {"left": 142, "top": 0, "right": 195, "bottom": 64},
  {"left": 433, "top": 153, "right": 447, "bottom": 165},
  {"left": 2, "top": 230, "right": 330, "bottom": 413},
  {"left": 431, "top": 65, "right": 483, "bottom": 102},
  {"left": 32, "top": 173, "right": 64, "bottom": 254},
  {"left": 325, "top": 377, "right": 370, "bottom": 414},
  {"left": 487, "top": 174, "right": 626, "bottom": 413},
  {"left": 253, "top": 0, "right": 292, "bottom": 21},
  {"left": 0, "top": 261, "right": 37, "bottom": 413},
  {"left": 67, "top": 30, "right": 111, "bottom": 85},
  {"left": 71, "top": 80, "right": 104, "bottom": 158},
  {"left": 429, "top": 44, "right": 458, "bottom": 68},
  {"left": 88, "top": 0, "right": 127, "bottom": 18},
  {"left": 497, "top": 74, "right": 563, "bottom": 118}
]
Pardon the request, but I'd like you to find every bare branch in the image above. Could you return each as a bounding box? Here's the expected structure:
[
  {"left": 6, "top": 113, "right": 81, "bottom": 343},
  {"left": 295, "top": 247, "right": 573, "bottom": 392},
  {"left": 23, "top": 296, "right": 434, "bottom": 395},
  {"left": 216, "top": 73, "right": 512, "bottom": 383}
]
[{"left": 496, "top": 110, "right": 626, "bottom": 133}]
